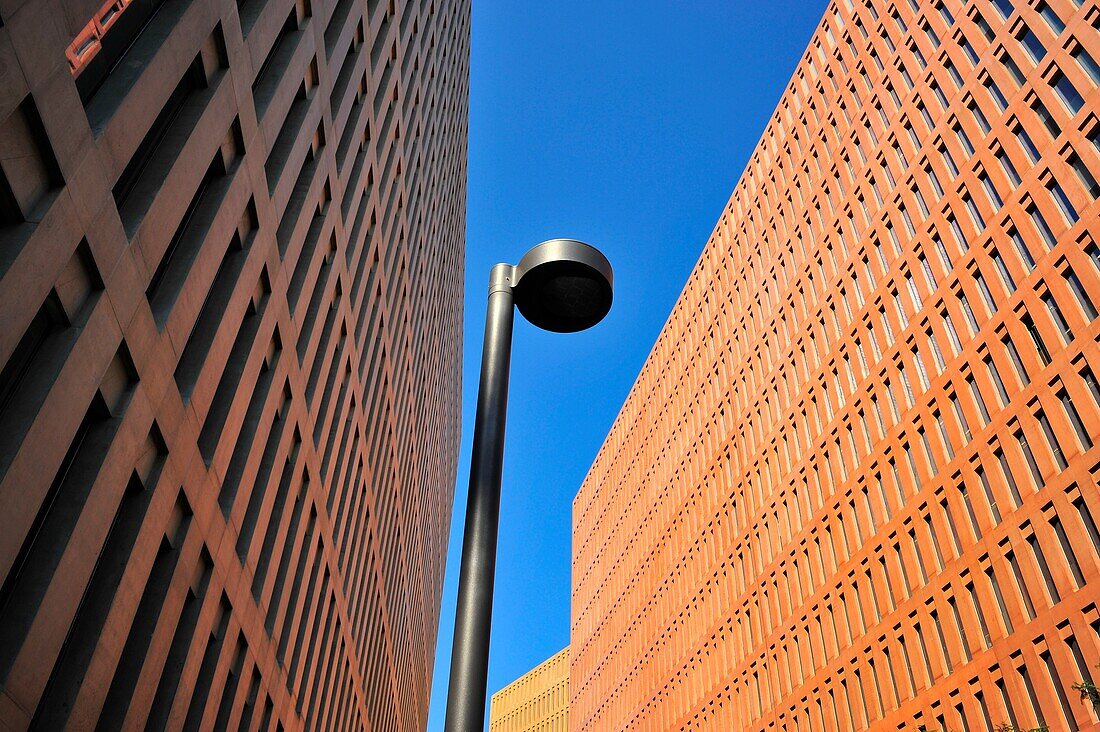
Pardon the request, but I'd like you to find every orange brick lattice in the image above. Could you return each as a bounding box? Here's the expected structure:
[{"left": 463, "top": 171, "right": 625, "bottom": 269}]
[
  {"left": 490, "top": 647, "right": 571, "bottom": 732},
  {"left": 572, "top": 0, "right": 1100, "bottom": 729}
]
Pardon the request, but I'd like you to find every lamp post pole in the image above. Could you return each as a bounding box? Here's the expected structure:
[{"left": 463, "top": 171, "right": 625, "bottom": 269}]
[
  {"left": 443, "top": 239, "right": 613, "bottom": 732},
  {"left": 444, "top": 263, "right": 516, "bottom": 732}
]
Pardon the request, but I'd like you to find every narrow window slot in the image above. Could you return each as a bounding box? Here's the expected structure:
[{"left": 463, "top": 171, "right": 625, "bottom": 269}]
[
  {"left": 0, "top": 393, "right": 118, "bottom": 680},
  {"left": 29, "top": 471, "right": 157, "bottom": 729}
]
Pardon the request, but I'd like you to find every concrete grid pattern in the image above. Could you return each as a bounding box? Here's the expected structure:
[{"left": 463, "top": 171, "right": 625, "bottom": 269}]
[
  {"left": 489, "top": 647, "right": 570, "bottom": 732},
  {"left": 572, "top": 0, "right": 1100, "bottom": 729},
  {"left": 0, "top": 0, "right": 468, "bottom": 728}
]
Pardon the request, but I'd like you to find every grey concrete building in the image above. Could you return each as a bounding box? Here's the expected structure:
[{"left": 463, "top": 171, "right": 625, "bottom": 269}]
[{"left": 0, "top": 0, "right": 469, "bottom": 728}]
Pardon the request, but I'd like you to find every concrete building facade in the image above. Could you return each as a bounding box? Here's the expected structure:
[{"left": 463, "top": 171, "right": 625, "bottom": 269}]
[
  {"left": 572, "top": 0, "right": 1100, "bottom": 729},
  {"left": 490, "top": 647, "right": 570, "bottom": 732},
  {"left": 0, "top": 0, "right": 468, "bottom": 728}
]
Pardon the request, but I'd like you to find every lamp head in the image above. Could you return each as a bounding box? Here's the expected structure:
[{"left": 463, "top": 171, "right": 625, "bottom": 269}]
[{"left": 511, "top": 239, "right": 613, "bottom": 333}]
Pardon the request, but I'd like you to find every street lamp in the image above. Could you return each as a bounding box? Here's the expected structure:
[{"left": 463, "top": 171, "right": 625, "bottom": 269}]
[{"left": 444, "top": 239, "right": 613, "bottom": 732}]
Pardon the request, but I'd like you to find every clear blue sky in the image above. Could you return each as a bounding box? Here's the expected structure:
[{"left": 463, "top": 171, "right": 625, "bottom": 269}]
[{"left": 427, "top": 2, "right": 827, "bottom": 728}]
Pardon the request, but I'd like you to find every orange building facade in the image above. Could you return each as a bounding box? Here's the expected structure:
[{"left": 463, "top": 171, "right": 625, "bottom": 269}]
[
  {"left": 489, "top": 647, "right": 571, "bottom": 732},
  {"left": 0, "top": 0, "right": 467, "bottom": 729},
  {"left": 572, "top": 0, "right": 1100, "bottom": 729}
]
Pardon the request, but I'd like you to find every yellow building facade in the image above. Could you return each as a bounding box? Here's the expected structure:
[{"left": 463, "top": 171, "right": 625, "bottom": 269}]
[{"left": 489, "top": 647, "right": 570, "bottom": 732}]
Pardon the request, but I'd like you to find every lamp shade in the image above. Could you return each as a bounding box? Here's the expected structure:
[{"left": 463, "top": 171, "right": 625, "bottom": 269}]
[{"left": 511, "top": 239, "right": 613, "bottom": 333}]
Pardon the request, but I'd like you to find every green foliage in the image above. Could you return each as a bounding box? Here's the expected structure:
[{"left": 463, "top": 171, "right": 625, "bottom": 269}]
[{"left": 1073, "top": 678, "right": 1100, "bottom": 709}]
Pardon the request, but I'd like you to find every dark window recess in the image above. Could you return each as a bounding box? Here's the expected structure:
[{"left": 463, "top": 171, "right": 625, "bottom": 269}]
[
  {"left": 1028, "top": 534, "right": 1061, "bottom": 603},
  {"left": 265, "top": 509, "right": 314, "bottom": 634},
  {"left": 264, "top": 80, "right": 311, "bottom": 195},
  {"left": 1074, "top": 497, "right": 1100, "bottom": 556},
  {"left": 212, "top": 636, "right": 247, "bottom": 731},
  {"left": 74, "top": 0, "right": 167, "bottom": 105},
  {"left": 146, "top": 153, "right": 228, "bottom": 325},
  {"left": 235, "top": 417, "right": 294, "bottom": 560},
  {"left": 0, "top": 394, "right": 113, "bottom": 681},
  {"left": 1021, "top": 314, "right": 1052, "bottom": 364},
  {"left": 251, "top": 10, "right": 299, "bottom": 114},
  {"left": 0, "top": 98, "right": 64, "bottom": 224},
  {"left": 1032, "top": 98, "right": 1061, "bottom": 138},
  {"left": 0, "top": 294, "right": 67, "bottom": 427},
  {"left": 195, "top": 270, "right": 270, "bottom": 463},
  {"left": 258, "top": 698, "right": 274, "bottom": 730},
  {"left": 96, "top": 535, "right": 183, "bottom": 729},
  {"left": 236, "top": 0, "right": 266, "bottom": 38},
  {"left": 324, "top": 0, "right": 357, "bottom": 57},
  {"left": 112, "top": 56, "right": 206, "bottom": 214},
  {"left": 183, "top": 597, "right": 232, "bottom": 731},
  {"left": 145, "top": 547, "right": 211, "bottom": 730},
  {"left": 0, "top": 169, "right": 23, "bottom": 227},
  {"left": 1017, "top": 28, "right": 1047, "bottom": 62},
  {"left": 173, "top": 234, "right": 248, "bottom": 400},
  {"left": 1052, "top": 72, "right": 1084, "bottom": 115},
  {"left": 29, "top": 474, "right": 156, "bottom": 730},
  {"left": 216, "top": 335, "right": 281, "bottom": 514},
  {"left": 1069, "top": 153, "right": 1100, "bottom": 198},
  {"left": 237, "top": 673, "right": 261, "bottom": 731},
  {"left": 250, "top": 443, "right": 302, "bottom": 598},
  {"left": 1051, "top": 517, "right": 1085, "bottom": 587}
]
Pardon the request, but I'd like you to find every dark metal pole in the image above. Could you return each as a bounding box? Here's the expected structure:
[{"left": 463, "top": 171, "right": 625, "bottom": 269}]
[{"left": 444, "top": 263, "right": 515, "bottom": 732}]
